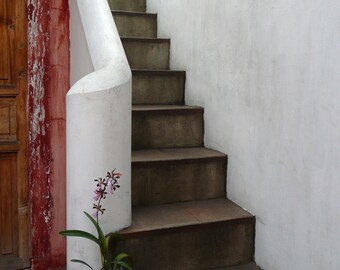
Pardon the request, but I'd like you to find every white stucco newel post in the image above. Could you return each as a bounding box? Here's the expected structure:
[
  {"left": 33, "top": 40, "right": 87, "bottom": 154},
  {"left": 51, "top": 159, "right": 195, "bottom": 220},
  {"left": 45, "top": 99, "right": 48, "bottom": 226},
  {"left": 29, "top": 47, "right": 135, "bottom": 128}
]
[{"left": 66, "top": 0, "right": 132, "bottom": 269}]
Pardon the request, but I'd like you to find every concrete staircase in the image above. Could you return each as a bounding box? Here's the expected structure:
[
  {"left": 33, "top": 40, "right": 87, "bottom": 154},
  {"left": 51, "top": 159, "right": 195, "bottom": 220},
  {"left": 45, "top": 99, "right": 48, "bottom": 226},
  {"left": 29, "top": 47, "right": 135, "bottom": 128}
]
[{"left": 108, "top": 0, "right": 257, "bottom": 269}]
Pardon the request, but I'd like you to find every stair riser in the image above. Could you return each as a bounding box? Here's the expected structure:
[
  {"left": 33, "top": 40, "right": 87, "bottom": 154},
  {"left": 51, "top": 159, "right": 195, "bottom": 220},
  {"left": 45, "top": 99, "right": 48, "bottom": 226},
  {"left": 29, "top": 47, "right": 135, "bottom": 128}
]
[
  {"left": 113, "top": 13, "right": 157, "bottom": 38},
  {"left": 218, "top": 263, "right": 262, "bottom": 270},
  {"left": 113, "top": 219, "right": 255, "bottom": 270},
  {"left": 122, "top": 39, "right": 170, "bottom": 69},
  {"left": 132, "top": 72, "right": 185, "bottom": 105},
  {"left": 132, "top": 110, "right": 204, "bottom": 149},
  {"left": 108, "top": 0, "right": 146, "bottom": 12},
  {"left": 132, "top": 157, "right": 227, "bottom": 206}
]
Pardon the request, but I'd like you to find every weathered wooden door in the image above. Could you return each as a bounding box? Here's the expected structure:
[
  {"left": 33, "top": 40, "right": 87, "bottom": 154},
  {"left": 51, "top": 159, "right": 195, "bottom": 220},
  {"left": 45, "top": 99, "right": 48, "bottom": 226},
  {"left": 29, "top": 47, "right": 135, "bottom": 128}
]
[{"left": 0, "top": 0, "right": 30, "bottom": 269}]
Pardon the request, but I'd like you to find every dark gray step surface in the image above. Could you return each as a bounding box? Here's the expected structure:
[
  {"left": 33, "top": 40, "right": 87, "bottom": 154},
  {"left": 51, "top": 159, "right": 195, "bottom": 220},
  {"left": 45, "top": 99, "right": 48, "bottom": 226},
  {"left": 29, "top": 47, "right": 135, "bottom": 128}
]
[
  {"left": 121, "top": 37, "right": 170, "bottom": 69},
  {"left": 112, "top": 11, "right": 157, "bottom": 38},
  {"left": 108, "top": 0, "right": 146, "bottom": 12},
  {"left": 132, "top": 147, "right": 227, "bottom": 206},
  {"left": 111, "top": 199, "right": 255, "bottom": 270},
  {"left": 217, "top": 263, "right": 262, "bottom": 270},
  {"left": 132, "top": 105, "right": 204, "bottom": 150},
  {"left": 132, "top": 69, "right": 185, "bottom": 105}
]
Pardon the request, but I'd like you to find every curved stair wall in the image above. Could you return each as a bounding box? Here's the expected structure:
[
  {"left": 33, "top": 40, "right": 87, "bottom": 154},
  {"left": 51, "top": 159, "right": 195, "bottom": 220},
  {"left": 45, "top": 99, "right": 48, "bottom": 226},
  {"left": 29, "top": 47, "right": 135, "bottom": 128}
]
[{"left": 67, "top": 1, "right": 132, "bottom": 269}]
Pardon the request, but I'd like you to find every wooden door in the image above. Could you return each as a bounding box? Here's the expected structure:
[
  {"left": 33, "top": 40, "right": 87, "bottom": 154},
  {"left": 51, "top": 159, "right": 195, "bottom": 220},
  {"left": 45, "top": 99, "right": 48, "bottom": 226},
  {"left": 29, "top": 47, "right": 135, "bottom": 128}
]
[{"left": 0, "top": 0, "right": 30, "bottom": 269}]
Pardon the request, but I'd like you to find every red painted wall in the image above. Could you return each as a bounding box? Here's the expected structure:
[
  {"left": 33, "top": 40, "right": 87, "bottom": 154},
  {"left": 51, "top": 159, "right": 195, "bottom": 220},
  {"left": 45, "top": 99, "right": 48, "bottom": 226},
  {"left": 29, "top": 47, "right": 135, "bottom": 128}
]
[{"left": 28, "top": 0, "right": 69, "bottom": 269}]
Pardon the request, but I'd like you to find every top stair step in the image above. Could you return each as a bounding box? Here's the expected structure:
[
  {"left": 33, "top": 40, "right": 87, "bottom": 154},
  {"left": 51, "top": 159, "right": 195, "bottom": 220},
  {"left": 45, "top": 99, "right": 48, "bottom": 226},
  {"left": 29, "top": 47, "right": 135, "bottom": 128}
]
[{"left": 108, "top": 0, "right": 146, "bottom": 12}]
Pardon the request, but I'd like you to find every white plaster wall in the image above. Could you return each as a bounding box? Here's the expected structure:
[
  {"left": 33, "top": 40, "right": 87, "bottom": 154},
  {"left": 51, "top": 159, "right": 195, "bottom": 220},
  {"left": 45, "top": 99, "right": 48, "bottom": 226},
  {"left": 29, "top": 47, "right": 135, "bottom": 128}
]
[
  {"left": 68, "top": 0, "right": 131, "bottom": 269},
  {"left": 70, "top": 0, "right": 94, "bottom": 85},
  {"left": 147, "top": 1, "right": 340, "bottom": 269}
]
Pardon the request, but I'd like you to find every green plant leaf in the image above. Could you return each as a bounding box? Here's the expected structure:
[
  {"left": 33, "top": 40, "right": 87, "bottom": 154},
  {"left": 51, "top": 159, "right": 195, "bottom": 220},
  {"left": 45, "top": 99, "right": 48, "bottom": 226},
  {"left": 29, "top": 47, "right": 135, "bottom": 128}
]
[
  {"left": 113, "top": 260, "right": 133, "bottom": 270},
  {"left": 84, "top": 211, "right": 107, "bottom": 255},
  {"left": 59, "top": 230, "right": 100, "bottom": 245},
  {"left": 106, "top": 232, "right": 123, "bottom": 240},
  {"left": 70, "top": 259, "right": 94, "bottom": 270},
  {"left": 115, "top": 253, "right": 133, "bottom": 270},
  {"left": 100, "top": 253, "right": 133, "bottom": 270},
  {"left": 115, "top": 253, "right": 129, "bottom": 261},
  {"left": 101, "top": 260, "right": 133, "bottom": 270}
]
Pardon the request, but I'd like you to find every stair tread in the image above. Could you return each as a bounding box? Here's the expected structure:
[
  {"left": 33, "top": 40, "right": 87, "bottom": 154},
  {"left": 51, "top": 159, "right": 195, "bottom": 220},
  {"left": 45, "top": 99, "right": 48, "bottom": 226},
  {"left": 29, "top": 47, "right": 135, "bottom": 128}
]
[
  {"left": 108, "top": 0, "right": 146, "bottom": 13},
  {"left": 132, "top": 147, "right": 226, "bottom": 163},
  {"left": 217, "top": 263, "right": 261, "bottom": 270},
  {"left": 132, "top": 69, "right": 186, "bottom": 75},
  {"left": 121, "top": 199, "right": 253, "bottom": 236},
  {"left": 112, "top": 10, "right": 156, "bottom": 17},
  {"left": 132, "top": 104, "right": 203, "bottom": 112},
  {"left": 121, "top": 37, "right": 170, "bottom": 42}
]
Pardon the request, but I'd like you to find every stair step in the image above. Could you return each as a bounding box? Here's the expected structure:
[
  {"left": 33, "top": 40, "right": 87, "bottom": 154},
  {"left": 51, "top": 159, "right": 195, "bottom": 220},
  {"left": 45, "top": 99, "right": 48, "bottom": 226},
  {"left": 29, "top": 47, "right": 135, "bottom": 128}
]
[
  {"left": 112, "top": 11, "right": 157, "bottom": 38},
  {"left": 132, "top": 69, "right": 185, "bottom": 105},
  {"left": 108, "top": 0, "right": 146, "bottom": 12},
  {"left": 121, "top": 37, "right": 170, "bottom": 69},
  {"left": 132, "top": 147, "right": 227, "bottom": 206},
  {"left": 111, "top": 199, "right": 255, "bottom": 270},
  {"left": 132, "top": 105, "right": 204, "bottom": 150}
]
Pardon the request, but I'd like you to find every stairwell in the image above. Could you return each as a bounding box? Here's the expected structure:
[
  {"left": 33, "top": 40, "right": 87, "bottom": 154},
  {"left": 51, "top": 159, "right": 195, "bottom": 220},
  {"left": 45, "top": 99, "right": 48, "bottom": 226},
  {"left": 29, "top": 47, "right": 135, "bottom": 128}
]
[{"left": 108, "top": 0, "right": 258, "bottom": 269}]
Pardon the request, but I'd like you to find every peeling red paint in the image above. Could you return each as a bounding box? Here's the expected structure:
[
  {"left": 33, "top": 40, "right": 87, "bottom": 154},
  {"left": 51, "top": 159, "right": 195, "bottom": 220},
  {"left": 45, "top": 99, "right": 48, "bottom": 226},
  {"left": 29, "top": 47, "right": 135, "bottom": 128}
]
[{"left": 28, "top": 0, "right": 69, "bottom": 269}]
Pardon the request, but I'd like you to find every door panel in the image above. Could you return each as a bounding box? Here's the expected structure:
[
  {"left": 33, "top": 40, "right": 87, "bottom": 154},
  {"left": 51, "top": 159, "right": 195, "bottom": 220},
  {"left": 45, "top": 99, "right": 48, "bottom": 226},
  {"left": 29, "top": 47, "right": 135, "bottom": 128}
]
[
  {"left": 0, "top": 154, "right": 18, "bottom": 256},
  {"left": 0, "top": 0, "right": 13, "bottom": 86},
  {"left": 0, "top": 100, "right": 17, "bottom": 141},
  {"left": 0, "top": 0, "right": 29, "bottom": 268}
]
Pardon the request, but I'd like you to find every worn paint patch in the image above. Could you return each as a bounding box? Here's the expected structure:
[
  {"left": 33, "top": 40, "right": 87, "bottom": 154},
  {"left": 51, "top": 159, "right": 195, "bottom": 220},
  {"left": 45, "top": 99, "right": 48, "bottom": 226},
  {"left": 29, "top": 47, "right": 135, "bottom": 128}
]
[
  {"left": 28, "top": 0, "right": 52, "bottom": 260},
  {"left": 28, "top": 0, "right": 69, "bottom": 269}
]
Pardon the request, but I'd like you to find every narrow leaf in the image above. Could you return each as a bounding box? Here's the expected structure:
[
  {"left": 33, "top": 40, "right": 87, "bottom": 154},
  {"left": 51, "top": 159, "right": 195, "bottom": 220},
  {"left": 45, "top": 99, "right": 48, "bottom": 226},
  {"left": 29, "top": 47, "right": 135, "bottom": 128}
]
[
  {"left": 102, "top": 260, "right": 133, "bottom": 270},
  {"left": 59, "top": 230, "right": 100, "bottom": 245},
  {"left": 114, "top": 260, "right": 133, "bottom": 270},
  {"left": 106, "top": 232, "right": 123, "bottom": 239},
  {"left": 115, "top": 253, "right": 129, "bottom": 261},
  {"left": 115, "top": 253, "right": 133, "bottom": 270},
  {"left": 84, "top": 211, "right": 106, "bottom": 254},
  {"left": 70, "top": 259, "right": 94, "bottom": 270}
]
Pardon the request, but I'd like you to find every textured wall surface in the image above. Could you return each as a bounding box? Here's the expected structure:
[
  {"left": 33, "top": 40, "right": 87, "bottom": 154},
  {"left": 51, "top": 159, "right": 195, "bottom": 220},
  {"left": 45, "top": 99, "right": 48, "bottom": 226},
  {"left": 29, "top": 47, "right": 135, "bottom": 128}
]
[
  {"left": 147, "top": 1, "right": 340, "bottom": 269},
  {"left": 28, "top": 0, "right": 69, "bottom": 269}
]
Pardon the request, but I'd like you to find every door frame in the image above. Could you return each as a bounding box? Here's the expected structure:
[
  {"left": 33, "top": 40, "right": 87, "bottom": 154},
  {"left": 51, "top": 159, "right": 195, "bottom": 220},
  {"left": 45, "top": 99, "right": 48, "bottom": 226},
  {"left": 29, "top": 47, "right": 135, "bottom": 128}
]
[{"left": 27, "top": 0, "right": 69, "bottom": 269}]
